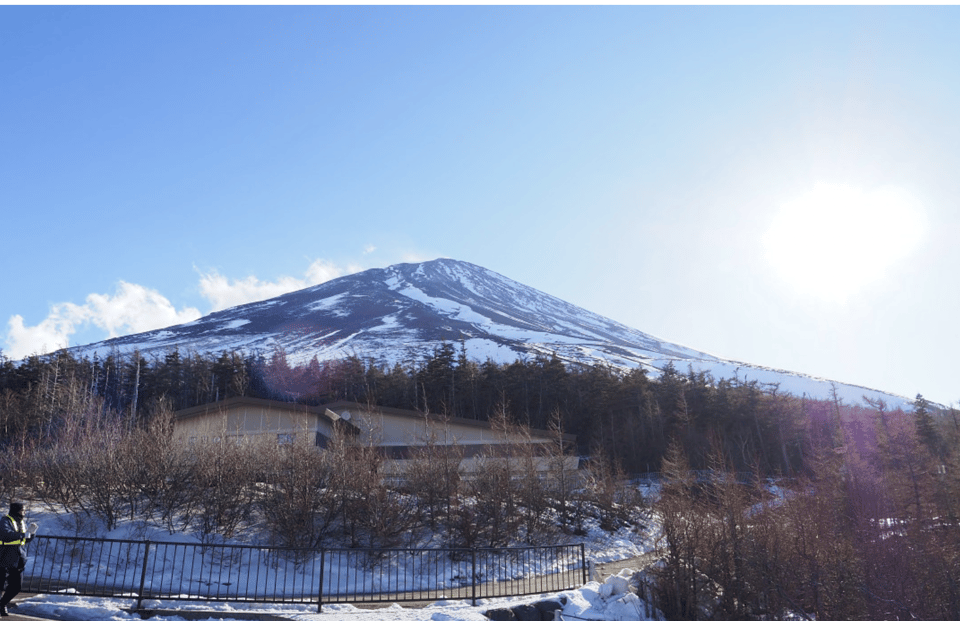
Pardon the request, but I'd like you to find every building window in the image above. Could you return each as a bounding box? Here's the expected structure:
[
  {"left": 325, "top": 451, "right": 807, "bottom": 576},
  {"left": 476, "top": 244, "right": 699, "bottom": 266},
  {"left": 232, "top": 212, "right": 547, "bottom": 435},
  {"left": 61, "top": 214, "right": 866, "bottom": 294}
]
[{"left": 278, "top": 433, "right": 295, "bottom": 445}]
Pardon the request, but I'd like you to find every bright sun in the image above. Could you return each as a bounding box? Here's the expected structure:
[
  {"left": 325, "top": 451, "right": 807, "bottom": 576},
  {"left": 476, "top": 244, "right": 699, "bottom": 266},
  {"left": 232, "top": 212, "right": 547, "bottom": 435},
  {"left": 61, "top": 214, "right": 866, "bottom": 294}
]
[{"left": 762, "top": 183, "right": 926, "bottom": 301}]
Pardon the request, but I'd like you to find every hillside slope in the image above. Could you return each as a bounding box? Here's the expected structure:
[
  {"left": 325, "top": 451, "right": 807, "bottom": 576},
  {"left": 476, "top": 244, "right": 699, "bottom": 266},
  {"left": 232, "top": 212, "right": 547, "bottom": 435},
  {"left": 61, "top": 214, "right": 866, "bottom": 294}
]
[{"left": 66, "top": 258, "right": 914, "bottom": 409}]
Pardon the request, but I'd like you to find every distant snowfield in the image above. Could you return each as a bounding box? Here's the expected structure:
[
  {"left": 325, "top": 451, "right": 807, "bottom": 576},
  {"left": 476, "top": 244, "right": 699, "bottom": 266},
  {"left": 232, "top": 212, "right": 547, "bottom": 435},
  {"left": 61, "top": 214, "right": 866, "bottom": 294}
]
[{"left": 686, "top": 358, "right": 911, "bottom": 408}]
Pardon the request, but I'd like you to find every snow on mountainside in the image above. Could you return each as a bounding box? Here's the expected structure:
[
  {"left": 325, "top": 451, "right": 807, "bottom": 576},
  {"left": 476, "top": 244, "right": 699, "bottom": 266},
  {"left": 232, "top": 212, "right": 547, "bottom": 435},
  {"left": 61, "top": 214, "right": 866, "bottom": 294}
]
[{"left": 66, "top": 258, "right": 914, "bottom": 409}]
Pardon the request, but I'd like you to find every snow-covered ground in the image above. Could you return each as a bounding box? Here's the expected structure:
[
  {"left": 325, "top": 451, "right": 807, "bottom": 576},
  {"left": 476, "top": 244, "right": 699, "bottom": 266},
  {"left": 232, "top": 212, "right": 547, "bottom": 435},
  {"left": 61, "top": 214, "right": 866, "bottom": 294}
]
[
  {"left": 13, "top": 507, "right": 661, "bottom": 621},
  {"left": 15, "top": 582, "right": 659, "bottom": 621}
]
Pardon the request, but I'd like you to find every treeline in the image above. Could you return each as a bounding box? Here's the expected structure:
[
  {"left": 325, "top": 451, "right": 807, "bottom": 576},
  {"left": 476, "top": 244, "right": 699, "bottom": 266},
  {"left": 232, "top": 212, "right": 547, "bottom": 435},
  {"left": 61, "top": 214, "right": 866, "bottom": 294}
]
[
  {"left": 0, "top": 343, "right": 949, "bottom": 477},
  {"left": 652, "top": 395, "right": 960, "bottom": 621}
]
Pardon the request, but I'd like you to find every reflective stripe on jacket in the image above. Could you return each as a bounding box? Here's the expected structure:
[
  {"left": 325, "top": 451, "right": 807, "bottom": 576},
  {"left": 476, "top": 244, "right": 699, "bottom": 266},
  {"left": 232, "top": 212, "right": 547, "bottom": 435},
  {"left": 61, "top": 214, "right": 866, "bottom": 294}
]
[
  {"left": 1, "top": 515, "right": 25, "bottom": 545},
  {"left": 0, "top": 513, "right": 29, "bottom": 569}
]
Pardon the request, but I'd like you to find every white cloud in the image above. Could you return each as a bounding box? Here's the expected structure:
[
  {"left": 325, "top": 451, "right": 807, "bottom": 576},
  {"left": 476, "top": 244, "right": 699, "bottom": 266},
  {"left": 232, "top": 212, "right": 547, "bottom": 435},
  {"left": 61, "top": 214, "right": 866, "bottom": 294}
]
[
  {"left": 85, "top": 282, "right": 202, "bottom": 336},
  {"left": 197, "top": 258, "right": 354, "bottom": 312},
  {"left": 4, "top": 258, "right": 369, "bottom": 360},
  {"left": 4, "top": 282, "right": 201, "bottom": 360},
  {"left": 5, "top": 307, "right": 83, "bottom": 359}
]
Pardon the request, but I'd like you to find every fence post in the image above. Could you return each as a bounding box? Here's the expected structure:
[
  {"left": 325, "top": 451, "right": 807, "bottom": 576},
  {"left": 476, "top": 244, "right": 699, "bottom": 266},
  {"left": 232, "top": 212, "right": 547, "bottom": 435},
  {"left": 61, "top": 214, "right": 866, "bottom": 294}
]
[
  {"left": 135, "top": 540, "right": 152, "bottom": 612},
  {"left": 471, "top": 548, "right": 477, "bottom": 607},
  {"left": 580, "top": 543, "right": 587, "bottom": 585},
  {"left": 316, "top": 548, "right": 325, "bottom": 613}
]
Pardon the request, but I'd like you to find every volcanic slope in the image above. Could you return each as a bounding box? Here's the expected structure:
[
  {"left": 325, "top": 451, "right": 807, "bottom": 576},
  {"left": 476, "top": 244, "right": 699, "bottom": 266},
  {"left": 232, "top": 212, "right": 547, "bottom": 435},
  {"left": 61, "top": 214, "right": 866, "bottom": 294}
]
[{"left": 66, "top": 258, "right": 913, "bottom": 408}]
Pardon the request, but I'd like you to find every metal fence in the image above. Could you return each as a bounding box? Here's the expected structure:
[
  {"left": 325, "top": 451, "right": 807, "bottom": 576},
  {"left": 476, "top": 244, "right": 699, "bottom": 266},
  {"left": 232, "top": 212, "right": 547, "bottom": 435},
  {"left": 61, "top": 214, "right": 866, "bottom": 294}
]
[{"left": 23, "top": 535, "right": 587, "bottom": 612}]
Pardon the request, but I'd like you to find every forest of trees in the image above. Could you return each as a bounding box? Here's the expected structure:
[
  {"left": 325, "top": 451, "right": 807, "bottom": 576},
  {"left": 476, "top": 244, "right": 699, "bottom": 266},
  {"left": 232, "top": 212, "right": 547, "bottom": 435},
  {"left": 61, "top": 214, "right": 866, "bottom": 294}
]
[
  {"left": 0, "top": 342, "right": 855, "bottom": 476},
  {"left": 652, "top": 394, "right": 960, "bottom": 620},
  {"left": 2, "top": 343, "right": 959, "bottom": 620}
]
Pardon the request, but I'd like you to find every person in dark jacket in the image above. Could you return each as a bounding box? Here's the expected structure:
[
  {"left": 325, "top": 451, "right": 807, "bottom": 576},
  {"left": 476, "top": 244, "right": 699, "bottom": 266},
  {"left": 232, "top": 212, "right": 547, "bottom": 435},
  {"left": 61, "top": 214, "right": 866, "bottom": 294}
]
[{"left": 0, "top": 502, "right": 37, "bottom": 617}]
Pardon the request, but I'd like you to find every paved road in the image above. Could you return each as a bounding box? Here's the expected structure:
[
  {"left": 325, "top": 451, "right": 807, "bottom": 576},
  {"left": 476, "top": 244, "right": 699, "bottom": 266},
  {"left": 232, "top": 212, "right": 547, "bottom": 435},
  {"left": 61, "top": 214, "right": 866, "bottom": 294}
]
[{"left": 589, "top": 551, "right": 659, "bottom": 581}]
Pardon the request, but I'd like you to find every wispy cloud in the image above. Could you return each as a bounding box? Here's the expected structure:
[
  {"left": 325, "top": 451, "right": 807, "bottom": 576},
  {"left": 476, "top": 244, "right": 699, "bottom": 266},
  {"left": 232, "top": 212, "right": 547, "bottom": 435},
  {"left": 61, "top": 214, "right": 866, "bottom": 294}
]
[
  {"left": 3, "top": 259, "right": 361, "bottom": 360},
  {"left": 196, "top": 259, "right": 355, "bottom": 312},
  {"left": 4, "top": 282, "right": 202, "bottom": 359}
]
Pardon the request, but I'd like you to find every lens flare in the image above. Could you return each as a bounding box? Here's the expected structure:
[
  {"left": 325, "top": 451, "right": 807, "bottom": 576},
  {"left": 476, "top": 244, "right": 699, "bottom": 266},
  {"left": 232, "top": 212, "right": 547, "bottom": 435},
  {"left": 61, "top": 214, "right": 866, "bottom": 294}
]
[{"left": 763, "top": 183, "right": 926, "bottom": 301}]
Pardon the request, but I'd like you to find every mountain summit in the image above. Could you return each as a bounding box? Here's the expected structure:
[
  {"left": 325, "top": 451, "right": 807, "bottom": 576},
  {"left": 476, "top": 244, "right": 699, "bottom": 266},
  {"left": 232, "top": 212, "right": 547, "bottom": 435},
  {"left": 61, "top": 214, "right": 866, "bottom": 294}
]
[{"left": 68, "top": 258, "right": 911, "bottom": 408}]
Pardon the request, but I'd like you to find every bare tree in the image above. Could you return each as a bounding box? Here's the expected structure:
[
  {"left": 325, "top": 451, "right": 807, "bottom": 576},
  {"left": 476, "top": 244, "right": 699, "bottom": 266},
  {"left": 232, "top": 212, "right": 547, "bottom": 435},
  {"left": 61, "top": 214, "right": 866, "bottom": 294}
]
[
  {"left": 188, "top": 429, "right": 262, "bottom": 544},
  {"left": 402, "top": 423, "right": 463, "bottom": 533}
]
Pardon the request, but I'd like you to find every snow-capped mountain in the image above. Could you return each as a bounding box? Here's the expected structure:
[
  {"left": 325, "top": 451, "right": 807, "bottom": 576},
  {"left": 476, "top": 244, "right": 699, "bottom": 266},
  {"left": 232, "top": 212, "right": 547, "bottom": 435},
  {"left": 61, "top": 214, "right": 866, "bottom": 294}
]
[{"left": 67, "top": 258, "right": 914, "bottom": 409}]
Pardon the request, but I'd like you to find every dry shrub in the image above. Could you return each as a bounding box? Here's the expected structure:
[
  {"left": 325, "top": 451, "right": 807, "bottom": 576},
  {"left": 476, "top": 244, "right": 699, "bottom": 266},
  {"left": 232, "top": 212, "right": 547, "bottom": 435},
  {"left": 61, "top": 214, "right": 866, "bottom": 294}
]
[
  {"left": 258, "top": 439, "right": 336, "bottom": 556},
  {"left": 188, "top": 433, "right": 262, "bottom": 543}
]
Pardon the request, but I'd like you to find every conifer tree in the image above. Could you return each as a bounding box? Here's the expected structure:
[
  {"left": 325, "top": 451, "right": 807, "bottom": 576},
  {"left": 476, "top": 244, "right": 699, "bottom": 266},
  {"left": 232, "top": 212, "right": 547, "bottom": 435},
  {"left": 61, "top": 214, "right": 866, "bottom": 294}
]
[{"left": 913, "top": 393, "right": 942, "bottom": 458}]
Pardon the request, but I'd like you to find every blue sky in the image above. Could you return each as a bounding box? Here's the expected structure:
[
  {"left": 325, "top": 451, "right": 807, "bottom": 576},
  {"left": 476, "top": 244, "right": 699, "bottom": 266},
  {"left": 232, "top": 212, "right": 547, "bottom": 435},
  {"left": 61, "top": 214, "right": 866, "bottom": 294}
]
[{"left": 3, "top": 6, "right": 959, "bottom": 407}]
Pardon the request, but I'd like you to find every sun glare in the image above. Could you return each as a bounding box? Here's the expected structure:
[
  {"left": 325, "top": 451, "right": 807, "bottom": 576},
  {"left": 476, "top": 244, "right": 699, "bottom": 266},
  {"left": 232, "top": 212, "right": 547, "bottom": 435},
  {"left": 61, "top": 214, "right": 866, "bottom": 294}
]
[{"left": 762, "top": 183, "right": 926, "bottom": 301}]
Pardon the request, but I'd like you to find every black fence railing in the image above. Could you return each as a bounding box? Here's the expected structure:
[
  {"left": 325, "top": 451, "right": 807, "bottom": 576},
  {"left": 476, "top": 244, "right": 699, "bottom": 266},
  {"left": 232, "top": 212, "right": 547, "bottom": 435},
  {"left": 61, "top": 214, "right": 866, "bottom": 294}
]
[{"left": 23, "top": 535, "right": 587, "bottom": 612}]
